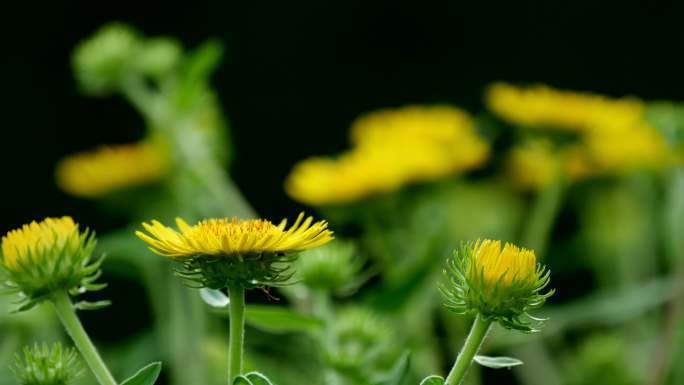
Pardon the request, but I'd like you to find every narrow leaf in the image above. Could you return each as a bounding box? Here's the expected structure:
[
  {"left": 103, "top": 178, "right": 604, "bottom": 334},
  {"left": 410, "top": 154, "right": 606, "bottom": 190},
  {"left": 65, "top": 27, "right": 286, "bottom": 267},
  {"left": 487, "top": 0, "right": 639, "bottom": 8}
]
[
  {"left": 419, "top": 375, "right": 445, "bottom": 385},
  {"left": 245, "top": 371, "right": 275, "bottom": 385},
  {"left": 474, "top": 355, "right": 523, "bottom": 369},
  {"left": 121, "top": 362, "right": 162, "bottom": 385},
  {"left": 244, "top": 305, "right": 323, "bottom": 334},
  {"left": 74, "top": 300, "right": 112, "bottom": 311},
  {"left": 233, "top": 376, "right": 255, "bottom": 385}
]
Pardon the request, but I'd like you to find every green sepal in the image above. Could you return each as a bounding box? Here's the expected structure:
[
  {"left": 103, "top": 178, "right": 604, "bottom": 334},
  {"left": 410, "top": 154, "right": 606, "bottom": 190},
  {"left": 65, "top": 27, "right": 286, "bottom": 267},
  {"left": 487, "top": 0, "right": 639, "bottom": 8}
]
[
  {"left": 473, "top": 355, "right": 524, "bottom": 369},
  {"left": 419, "top": 375, "right": 445, "bottom": 385},
  {"left": 120, "top": 362, "right": 162, "bottom": 385}
]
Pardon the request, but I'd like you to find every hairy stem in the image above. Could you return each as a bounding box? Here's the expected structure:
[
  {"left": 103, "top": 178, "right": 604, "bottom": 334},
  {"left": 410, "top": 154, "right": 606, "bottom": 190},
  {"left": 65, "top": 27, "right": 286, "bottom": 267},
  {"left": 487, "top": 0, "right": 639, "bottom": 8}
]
[
  {"left": 445, "top": 315, "right": 492, "bottom": 385},
  {"left": 52, "top": 291, "right": 117, "bottom": 385}
]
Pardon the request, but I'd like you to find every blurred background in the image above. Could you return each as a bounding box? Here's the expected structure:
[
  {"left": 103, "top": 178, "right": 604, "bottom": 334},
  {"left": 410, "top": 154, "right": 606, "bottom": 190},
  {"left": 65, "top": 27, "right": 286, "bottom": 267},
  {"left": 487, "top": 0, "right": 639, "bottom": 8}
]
[{"left": 3, "top": 1, "right": 684, "bottom": 385}]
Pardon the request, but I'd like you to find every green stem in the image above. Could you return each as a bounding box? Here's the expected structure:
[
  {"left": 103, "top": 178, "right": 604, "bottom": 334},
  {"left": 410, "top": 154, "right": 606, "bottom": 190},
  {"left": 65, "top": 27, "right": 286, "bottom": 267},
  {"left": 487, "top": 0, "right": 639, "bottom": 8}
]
[
  {"left": 227, "top": 285, "right": 246, "bottom": 383},
  {"left": 444, "top": 315, "right": 492, "bottom": 385},
  {"left": 51, "top": 291, "right": 117, "bottom": 385},
  {"left": 521, "top": 169, "right": 565, "bottom": 256}
]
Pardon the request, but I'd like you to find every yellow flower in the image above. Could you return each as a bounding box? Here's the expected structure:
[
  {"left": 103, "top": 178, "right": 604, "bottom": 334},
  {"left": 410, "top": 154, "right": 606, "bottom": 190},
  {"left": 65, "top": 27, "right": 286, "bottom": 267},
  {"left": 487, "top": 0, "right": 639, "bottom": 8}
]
[
  {"left": 486, "top": 82, "right": 644, "bottom": 132},
  {"left": 2, "top": 217, "right": 80, "bottom": 272},
  {"left": 136, "top": 213, "right": 333, "bottom": 288},
  {"left": 55, "top": 141, "right": 168, "bottom": 198},
  {"left": 469, "top": 240, "right": 536, "bottom": 289},
  {"left": 1, "top": 217, "right": 101, "bottom": 308},
  {"left": 136, "top": 212, "right": 333, "bottom": 259},
  {"left": 441, "top": 239, "right": 553, "bottom": 331},
  {"left": 285, "top": 105, "right": 489, "bottom": 206}
]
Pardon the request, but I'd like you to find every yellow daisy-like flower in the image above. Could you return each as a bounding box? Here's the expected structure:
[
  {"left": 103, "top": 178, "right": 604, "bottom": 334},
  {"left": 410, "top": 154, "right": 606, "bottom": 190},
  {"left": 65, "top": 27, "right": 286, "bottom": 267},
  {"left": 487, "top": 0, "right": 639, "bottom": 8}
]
[
  {"left": 1, "top": 217, "right": 101, "bottom": 309},
  {"left": 285, "top": 105, "right": 489, "bottom": 206},
  {"left": 441, "top": 239, "right": 553, "bottom": 332},
  {"left": 136, "top": 213, "right": 333, "bottom": 288},
  {"left": 486, "top": 82, "right": 644, "bottom": 132},
  {"left": 55, "top": 141, "right": 169, "bottom": 198}
]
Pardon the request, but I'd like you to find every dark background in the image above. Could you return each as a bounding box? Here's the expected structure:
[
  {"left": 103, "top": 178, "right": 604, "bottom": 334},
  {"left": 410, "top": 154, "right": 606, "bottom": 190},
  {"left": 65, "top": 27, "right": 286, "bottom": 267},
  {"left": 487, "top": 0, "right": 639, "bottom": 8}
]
[{"left": 2, "top": 0, "right": 684, "bottom": 234}]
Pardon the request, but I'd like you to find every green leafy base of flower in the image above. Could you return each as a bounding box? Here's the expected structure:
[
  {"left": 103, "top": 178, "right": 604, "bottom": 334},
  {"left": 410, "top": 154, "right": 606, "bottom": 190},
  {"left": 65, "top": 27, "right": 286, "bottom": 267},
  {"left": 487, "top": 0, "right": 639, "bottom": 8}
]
[
  {"left": 176, "top": 252, "right": 298, "bottom": 289},
  {"left": 0, "top": 230, "right": 106, "bottom": 312},
  {"left": 11, "top": 342, "right": 83, "bottom": 385},
  {"left": 439, "top": 242, "right": 554, "bottom": 332}
]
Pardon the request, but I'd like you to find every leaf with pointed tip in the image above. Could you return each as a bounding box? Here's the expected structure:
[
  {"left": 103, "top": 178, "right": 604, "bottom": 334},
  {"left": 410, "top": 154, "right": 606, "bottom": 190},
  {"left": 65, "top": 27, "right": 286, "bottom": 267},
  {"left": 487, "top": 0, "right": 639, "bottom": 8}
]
[
  {"left": 419, "top": 375, "right": 445, "bottom": 385},
  {"left": 74, "top": 300, "right": 112, "bottom": 311},
  {"left": 244, "top": 371, "right": 275, "bottom": 385},
  {"left": 200, "top": 288, "right": 230, "bottom": 308},
  {"left": 244, "top": 305, "right": 323, "bottom": 334},
  {"left": 474, "top": 355, "right": 523, "bottom": 369},
  {"left": 121, "top": 362, "right": 162, "bottom": 385}
]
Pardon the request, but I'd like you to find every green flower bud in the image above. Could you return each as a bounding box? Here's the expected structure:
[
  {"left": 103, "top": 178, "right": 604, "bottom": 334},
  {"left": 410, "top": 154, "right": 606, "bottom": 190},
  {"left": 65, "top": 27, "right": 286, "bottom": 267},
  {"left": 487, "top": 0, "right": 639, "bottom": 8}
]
[
  {"left": 11, "top": 343, "right": 83, "bottom": 385},
  {"left": 440, "top": 240, "right": 554, "bottom": 332},
  {"left": 132, "top": 37, "right": 182, "bottom": 79},
  {"left": 72, "top": 23, "right": 141, "bottom": 95},
  {"left": 0, "top": 217, "right": 105, "bottom": 311},
  {"left": 297, "top": 240, "right": 361, "bottom": 292}
]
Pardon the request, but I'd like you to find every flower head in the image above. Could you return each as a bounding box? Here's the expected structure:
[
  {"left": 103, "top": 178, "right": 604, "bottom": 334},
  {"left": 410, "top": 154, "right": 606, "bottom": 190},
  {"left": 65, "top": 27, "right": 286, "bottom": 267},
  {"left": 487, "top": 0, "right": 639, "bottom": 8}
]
[
  {"left": 55, "top": 142, "right": 169, "bottom": 198},
  {"left": 1, "top": 217, "right": 103, "bottom": 310},
  {"left": 441, "top": 240, "right": 553, "bottom": 332},
  {"left": 136, "top": 213, "right": 333, "bottom": 288},
  {"left": 297, "top": 240, "right": 361, "bottom": 292},
  {"left": 11, "top": 343, "right": 83, "bottom": 385},
  {"left": 486, "top": 82, "right": 644, "bottom": 132},
  {"left": 285, "top": 105, "right": 489, "bottom": 206}
]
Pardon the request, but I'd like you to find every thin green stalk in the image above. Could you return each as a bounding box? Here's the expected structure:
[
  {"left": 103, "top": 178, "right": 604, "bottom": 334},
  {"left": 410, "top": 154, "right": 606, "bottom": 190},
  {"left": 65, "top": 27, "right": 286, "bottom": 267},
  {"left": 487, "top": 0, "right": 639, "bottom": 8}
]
[
  {"left": 444, "top": 315, "right": 492, "bottom": 385},
  {"left": 521, "top": 168, "right": 565, "bottom": 256},
  {"left": 228, "top": 284, "right": 246, "bottom": 383},
  {"left": 51, "top": 291, "right": 117, "bottom": 385}
]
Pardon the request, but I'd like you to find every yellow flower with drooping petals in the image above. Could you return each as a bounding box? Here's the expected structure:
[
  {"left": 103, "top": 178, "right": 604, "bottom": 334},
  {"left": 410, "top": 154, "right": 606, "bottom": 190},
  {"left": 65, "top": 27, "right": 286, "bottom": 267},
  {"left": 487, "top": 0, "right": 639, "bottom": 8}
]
[
  {"left": 136, "top": 213, "right": 333, "bottom": 288},
  {"left": 286, "top": 105, "right": 489, "bottom": 206},
  {"left": 136, "top": 212, "right": 333, "bottom": 259},
  {"left": 55, "top": 141, "right": 169, "bottom": 198},
  {"left": 486, "top": 82, "right": 644, "bottom": 132}
]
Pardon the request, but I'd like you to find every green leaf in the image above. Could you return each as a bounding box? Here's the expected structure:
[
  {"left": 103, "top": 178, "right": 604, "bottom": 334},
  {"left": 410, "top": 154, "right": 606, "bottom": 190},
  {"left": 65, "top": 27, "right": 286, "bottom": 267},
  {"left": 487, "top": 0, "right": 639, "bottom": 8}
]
[
  {"left": 74, "top": 300, "right": 111, "bottom": 311},
  {"left": 244, "top": 305, "right": 323, "bottom": 334},
  {"left": 199, "top": 288, "right": 229, "bottom": 308},
  {"left": 419, "top": 375, "right": 445, "bottom": 385},
  {"left": 120, "top": 362, "right": 162, "bottom": 385},
  {"left": 375, "top": 352, "right": 410, "bottom": 385},
  {"left": 474, "top": 355, "right": 523, "bottom": 369},
  {"left": 233, "top": 376, "right": 254, "bottom": 385},
  {"left": 244, "top": 371, "right": 275, "bottom": 385}
]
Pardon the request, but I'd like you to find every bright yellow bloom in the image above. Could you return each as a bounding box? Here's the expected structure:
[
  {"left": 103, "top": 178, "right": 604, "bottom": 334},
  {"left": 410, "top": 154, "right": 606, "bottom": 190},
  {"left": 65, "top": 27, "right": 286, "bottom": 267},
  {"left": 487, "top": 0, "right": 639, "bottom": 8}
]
[
  {"left": 285, "top": 105, "right": 489, "bottom": 206},
  {"left": 486, "top": 82, "right": 644, "bottom": 132},
  {"left": 55, "top": 141, "right": 169, "bottom": 198},
  {"left": 2, "top": 217, "right": 79, "bottom": 272},
  {"left": 136, "top": 212, "right": 333, "bottom": 259},
  {"left": 469, "top": 239, "right": 537, "bottom": 289}
]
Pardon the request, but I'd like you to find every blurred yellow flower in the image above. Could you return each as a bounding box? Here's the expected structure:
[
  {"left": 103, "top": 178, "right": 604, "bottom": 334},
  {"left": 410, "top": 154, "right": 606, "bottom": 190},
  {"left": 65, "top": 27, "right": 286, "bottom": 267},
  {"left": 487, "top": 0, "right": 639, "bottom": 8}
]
[
  {"left": 55, "top": 142, "right": 169, "bottom": 198},
  {"left": 2, "top": 217, "right": 79, "bottom": 272},
  {"left": 507, "top": 140, "right": 593, "bottom": 190},
  {"left": 486, "top": 82, "right": 644, "bottom": 132},
  {"left": 136, "top": 212, "right": 333, "bottom": 259},
  {"left": 286, "top": 105, "right": 489, "bottom": 206}
]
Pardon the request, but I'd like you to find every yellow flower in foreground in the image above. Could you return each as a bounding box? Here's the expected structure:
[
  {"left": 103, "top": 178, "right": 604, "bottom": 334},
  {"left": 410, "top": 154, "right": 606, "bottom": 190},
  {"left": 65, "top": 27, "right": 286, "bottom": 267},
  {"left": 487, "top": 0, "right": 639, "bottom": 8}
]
[
  {"left": 1, "top": 217, "right": 102, "bottom": 309},
  {"left": 285, "top": 105, "right": 489, "bottom": 206},
  {"left": 486, "top": 82, "right": 644, "bottom": 132},
  {"left": 441, "top": 239, "right": 553, "bottom": 331},
  {"left": 136, "top": 213, "right": 334, "bottom": 288},
  {"left": 55, "top": 142, "right": 168, "bottom": 198}
]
